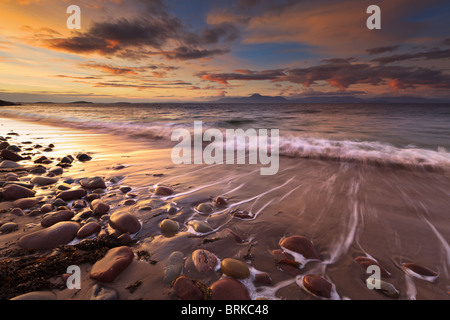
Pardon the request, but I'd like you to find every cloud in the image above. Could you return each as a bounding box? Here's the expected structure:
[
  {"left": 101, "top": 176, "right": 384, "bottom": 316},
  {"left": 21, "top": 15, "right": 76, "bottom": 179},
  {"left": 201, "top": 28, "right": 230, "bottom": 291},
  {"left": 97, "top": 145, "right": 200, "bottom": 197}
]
[
  {"left": 366, "top": 46, "right": 401, "bottom": 55},
  {"left": 371, "top": 48, "right": 450, "bottom": 64},
  {"left": 197, "top": 69, "right": 286, "bottom": 84}
]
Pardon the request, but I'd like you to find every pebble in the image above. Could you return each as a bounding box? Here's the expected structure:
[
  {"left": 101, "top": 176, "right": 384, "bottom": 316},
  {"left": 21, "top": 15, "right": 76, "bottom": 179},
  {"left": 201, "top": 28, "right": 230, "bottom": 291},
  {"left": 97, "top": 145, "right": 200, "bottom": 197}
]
[
  {"left": 192, "top": 249, "right": 218, "bottom": 273},
  {"left": 154, "top": 186, "right": 174, "bottom": 196},
  {"left": 188, "top": 220, "right": 213, "bottom": 233},
  {"left": 119, "top": 186, "right": 132, "bottom": 194},
  {"left": 0, "top": 160, "right": 21, "bottom": 168},
  {"left": 12, "top": 197, "right": 40, "bottom": 209},
  {"left": 367, "top": 279, "right": 400, "bottom": 299},
  {"left": 80, "top": 176, "right": 106, "bottom": 189},
  {"left": 86, "top": 193, "right": 100, "bottom": 202},
  {"left": 164, "top": 251, "right": 184, "bottom": 284},
  {"left": 1, "top": 149, "right": 24, "bottom": 162},
  {"left": 89, "top": 284, "right": 118, "bottom": 300},
  {"left": 34, "top": 155, "right": 52, "bottom": 164},
  {"left": 355, "top": 256, "right": 391, "bottom": 277},
  {"left": 40, "top": 203, "right": 54, "bottom": 213},
  {"left": 10, "top": 291, "right": 56, "bottom": 300},
  {"left": 41, "top": 210, "right": 74, "bottom": 228},
  {"left": 210, "top": 278, "right": 251, "bottom": 300},
  {"left": 220, "top": 258, "right": 250, "bottom": 279},
  {"left": 31, "top": 176, "right": 58, "bottom": 186},
  {"left": 11, "top": 208, "right": 25, "bottom": 216},
  {"left": 53, "top": 198, "right": 67, "bottom": 207},
  {"left": 2, "top": 184, "right": 36, "bottom": 201},
  {"left": 57, "top": 183, "right": 72, "bottom": 191},
  {"left": 165, "top": 202, "right": 179, "bottom": 214},
  {"left": 302, "top": 274, "right": 332, "bottom": 299},
  {"left": 280, "top": 235, "right": 320, "bottom": 260},
  {"left": 172, "top": 275, "right": 204, "bottom": 300},
  {"left": 72, "top": 199, "right": 87, "bottom": 209},
  {"left": 0, "top": 222, "right": 18, "bottom": 233},
  {"left": 196, "top": 203, "right": 214, "bottom": 213},
  {"left": 30, "top": 167, "right": 46, "bottom": 174},
  {"left": 159, "top": 219, "right": 179, "bottom": 233},
  {"left": 90, "top": 199, "right": 110, "bottom": 215},
  {"left": 255, "top": 272, "right": 272, "bottom": 285},
  {"left": 49, "top": 167, "right": 63, "bottom": 175},
  {"left": 214, "top": 196, "right": 228, "bottom": 207},
  {"left": 89, "top": 246, "right": 134, "bottom": 283},
  {"left": 76, "top": 221, "right": 101, "bottom": 239},
  {"left": 56, "top": 188, "right": 87, "bottom": 201},
  {"left": 77, "top": 153, "right": 92, "bottom": 161},
  {"left": 402, "top": 263, "right": 438, "bottom": 278},
  {"left": 109, "top": 212, "right": 141, "bottom": 234},
  {"left": 18, "top": 221, "right": 80, "bottom": 250}
]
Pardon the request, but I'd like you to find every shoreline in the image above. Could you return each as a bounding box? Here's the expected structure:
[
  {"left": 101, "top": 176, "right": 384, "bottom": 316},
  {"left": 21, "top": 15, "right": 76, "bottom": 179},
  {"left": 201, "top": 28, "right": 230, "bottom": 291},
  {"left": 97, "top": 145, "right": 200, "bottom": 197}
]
[{"left": 0, "top": 117, "right": 449, "bottom": 300}]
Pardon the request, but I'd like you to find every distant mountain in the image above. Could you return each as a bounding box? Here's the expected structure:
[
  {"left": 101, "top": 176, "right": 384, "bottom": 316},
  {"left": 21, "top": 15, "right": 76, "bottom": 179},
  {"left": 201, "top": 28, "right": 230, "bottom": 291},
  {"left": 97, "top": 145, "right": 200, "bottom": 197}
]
[
  {"left": 215, "top": 93, "right": 289, "bottom": 103},
  {"left": 67, "top": 101, "right": 93, "bottom": 104},
  {"left": 0, "top": 100, "right": 20, "bottom": 106}
]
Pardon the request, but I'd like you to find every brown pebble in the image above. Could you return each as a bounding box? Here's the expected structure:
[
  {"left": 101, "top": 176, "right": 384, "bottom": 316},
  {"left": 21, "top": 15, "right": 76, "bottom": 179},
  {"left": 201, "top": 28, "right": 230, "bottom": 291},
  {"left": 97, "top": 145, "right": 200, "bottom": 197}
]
[
  {"left": 280, "top": 235, "right": 320, "bottom": 260},
  {"left": 89, "top": 246, "right": 134, "bottom": 283},
  {"left": 355, "top": 256, "right": 391, "bottom": 278},
  {"left": 210, "top": 278, "right": 250, "bottom": 300},
  {"left": 41, "top": 210, "right": 74, "bottom": 228},
  {"left": 192, "top": 249, "right": 218, "bottom": 273},
  {"left": 76, "top": 221, "right": 101, "bottom": 239},
  {"left": 172, "top": 276, "right": 204, "bottom": 300},
  {"left": 302, "top": 274, "right": 332, "bottom": 299},
  {"left": 154, "top": 186, "right": 174, "bottom": 196},
  {"left": 402, "top": 263, "right": 438, "bottom": 277}
]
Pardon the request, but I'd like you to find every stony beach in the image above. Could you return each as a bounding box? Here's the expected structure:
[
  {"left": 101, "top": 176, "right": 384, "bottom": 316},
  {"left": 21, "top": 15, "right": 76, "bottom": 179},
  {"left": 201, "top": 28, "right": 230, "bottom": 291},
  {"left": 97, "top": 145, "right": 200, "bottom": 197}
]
[{"left": 0, "top": 117, "right": 449, "bottom": 300}]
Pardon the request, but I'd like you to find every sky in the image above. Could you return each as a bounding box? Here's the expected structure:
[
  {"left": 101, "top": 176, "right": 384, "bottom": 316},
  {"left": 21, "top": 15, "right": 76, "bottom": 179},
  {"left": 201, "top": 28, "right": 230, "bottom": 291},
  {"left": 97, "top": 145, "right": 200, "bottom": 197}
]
[{"left": 0, "top": 0, "right": 449, "bottom": 103}]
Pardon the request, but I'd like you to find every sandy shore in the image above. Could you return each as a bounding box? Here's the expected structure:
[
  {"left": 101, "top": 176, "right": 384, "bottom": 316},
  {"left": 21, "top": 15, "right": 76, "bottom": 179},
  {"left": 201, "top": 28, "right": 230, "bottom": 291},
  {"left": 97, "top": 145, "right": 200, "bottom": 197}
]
[{"left": 0, "top": 117, "right": 449, "bottom": 300}]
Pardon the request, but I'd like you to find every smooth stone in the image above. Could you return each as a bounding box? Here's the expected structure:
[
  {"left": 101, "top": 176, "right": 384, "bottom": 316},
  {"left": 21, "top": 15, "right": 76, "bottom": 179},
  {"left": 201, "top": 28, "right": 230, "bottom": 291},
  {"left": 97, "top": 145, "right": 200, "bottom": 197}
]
[
  {"left": 30, "top": 167, "right": 46, "bottom": 174},
  {"left": 402, "top": 263, "right": 438, "bottom": 277},
  {"left": 53, "top": 198, "right": 67, "bottom": 207},
  {"left": 121, "top": 199, "right": 136, "bottom": 206},
  {"left": 196, "top": 203, "right": 214, "bottom": 213},
  {"left": 302, "top": 274, "right": 332, "bottom": 299},
  {"left": 188, "top": 220, "right": 213, "bottom": 234},
  {"left": 89, "top": 246, "right": 134, "bottom": 283},
  {"left": 0, "top": 222, "right": 18, "bottom": 233},
  {"left": 255, "top": 272, "right": 272, "bottom": 285},
  {"left": 214, "top": 196, "right": 228, "bottom": 207},
  {"left": 11, "top": 208, "right": 25, "bottom": 216},
  {"left": 119, "top": 186, "right": 132, "bottom": 194},
  {"left": 1, "top": 149, "right": 24, "bottom": 162},
  {"left": 41, "top": 210, "right": 74, "bottom": 228},
  {"left": 10, "top": 291, "right": 56, "bottom": 300},
  {"left": 90, "top": 199, "right": 110, "bottom": 215},
  {"left": 154, "top": 186, "right": 174, "bottom": 196},
  {"left": 34, "top": 155, "right": 51, "bottom": 164},
  {"left": 109, "top": 212, "right": 141, "bottom": 234},
  {"left": 12, "top": 197, "right": 40, "bottom": 209},
  {"left": 367, "top": 279, "right": 400, "bottom": 299},
  {"left": 172, "top": 276, "right": 204, "bottom": 300},
  {"left": 72, "top": 199, "right": 87, "bottom": 209},
  {"left": 86, "top": 193, "right": 100, "bottom": 202},
  {"left": 18, "top": 221, "right": 80, "bottom": 250},
  {"left": 0, "top": 160, "right": 21, "bottom": 168},
  {"left": 31, "top": 176, "right": 58, "bottom": 186},
  {"left": 220, "top": 258, "right": 250, "bottom": 279},
  {"left": 89, "top": 284, "right": 118, "bottom": 300},
  {"left": 164, "top": 251, "right": 184, "bottom": 284},
  {"left": 56, "top": 188, "right": 87, "bottom": 201},
  {"left": 56, "top": 183, "right": 71, "bottom": 191},
  {"left": 80, "top": 176, "right": 106, "bottom": 189},
  {"left": 40, "top": 203, "right": 54, "bottom": 213},
  {"left": 0, "top": 141, "right": 9, "bottom": 150},
  {"left": 165, "top": 203, "right": 179, "bottom": 214},
  {"left": 77, "top": 221, "right": 101, "bottom": 239},
  {"left": 192, "top": 249, "right": 218, "bottom": 273},
  {"left": 77, "top": 153, "right": 92, "bottom": 161},
  {"left": 280, "top": 235, "right": 320, "bottom": 260},
  {"left": 2, "top": 184, "right": 36, "bottom": 201},
  {"left": 159, "top": 219, "right": 179, "bottom": 233},
  {"left": 49, "top": 167, "right": 63, "bottom": 175},
  {"left": 355, "top": 256, "right": 391, "bottom": 277},
  {"left": 210, "top": 278, "right": 251, "bottom": 300}
]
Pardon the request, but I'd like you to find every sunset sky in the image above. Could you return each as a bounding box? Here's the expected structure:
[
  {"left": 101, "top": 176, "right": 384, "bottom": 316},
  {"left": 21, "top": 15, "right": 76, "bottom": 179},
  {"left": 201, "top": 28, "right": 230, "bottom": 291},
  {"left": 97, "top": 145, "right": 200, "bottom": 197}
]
[{"left": 0, "top": 0, "right": 449, "bottom": 102}]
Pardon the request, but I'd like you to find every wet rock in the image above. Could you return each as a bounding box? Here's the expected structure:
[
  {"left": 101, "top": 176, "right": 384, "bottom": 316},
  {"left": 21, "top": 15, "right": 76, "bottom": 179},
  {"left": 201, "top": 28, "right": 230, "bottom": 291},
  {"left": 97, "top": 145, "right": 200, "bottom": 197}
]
[
  {"left": 0, "top": 222, "right": 18, "bottom": 233},
  {"left": 192, "top": 249, "right": 218, "bottom": 273},
  {"left": 164, "top": 251, "right": 184, "bottom": 284},
  {"left": 119, "top": 186, "right": 131, "bottom": 194},
  {"left": 154, "top": 186, "right": 174, "bottom": 196},
  {"left": 56, "top": 188, "right": 87, "bottom": 201},
  {"left": 302, "top": 274, "right": 332, "bottom": 299},
  {"left": 77, "top": 153, "right": 92, "bottom": 162},
  {"left": 11, "top": 208, "right": 25, "bottom": 216},
  {"left": 12, "top": 197, "right": 40, "bottom": 209},
  {"left": 18, "top": 221, "right": 80, "bottom": 250},
  {"left": 34, "top": 156, "right": 52, "bottom": 164},
  {"left": 402, "top": 263, "right": 438, "bottom": 278},
  {"left": 60, "top": 156, "right": 73, "bottom": 164},
  {"left": 109, "top": 212, "right": 141, "bottom": 234},
  {"left": 41, "top": 210, "right": 74, "bottom": 228},
  {"left": 10, "top": 291, "right": 57, "bottom": 300},
  {"left": 1, "top": 149, "right": 24, "bottom": 162},
  {"left": 226, "top": 228, "right": 244, "bottom": 243},
  {"left": 86, "top": 193, "right": 100, "bottom": 202},
  {"left": 53, "top": 198, "right": 67, "bottom": 207},
  {"left": 159, "top": 219, "right": 179, "bottom": 233},
  {"left": 188, "top": 220, "right": 213, "bottom": 233},
  {"left": 0, "top": 160, "right": 21, "bottom": 168},
  {"left": 49, "top": 167, "right": 63, "bottom": 175},
  {"left": 231, "top": 209, "right": 254, "bottom": 219},
  {"left": 355, "top": 256, "right": 391, "bottom": 278},
  {"left": 196, "top": 203, "right": 214, "bottom": 213},
  {"left": 172, "top": 276, "right": 204, "bottom": 300},
  {"left": 72, "top": 199, "right": 87, "bottom": 209},
  {"left": 366, "top": 279, "right": 400, "bottom": 299},
  {"left": 210, "top": 278, "right": 251, "bottom": 300},
  {"left": 214, "top": 196, "right": 228, "bottom": 207},
  {"left": 89, "top": 246, "right": 134, "bottom": 283},
  {"left": 220, "top": 258, "right": 250, "bottom": 279},
  {"left": 165, "top": 202, "right": 179, "bottom": 214},
  {"left": 90, "top": 199, "right": 110, "bottom": 215},
  {"left": 40, "top": 203, "right": 54, "bottom": 213},
  {"left": 77, "top": 221, "right": 101, "bottom": 239},
  {"left": 89, "top": 284, "right": 118, "bottom": 300},
  {"left": 30, "top": 167, "right": 46, "bottom": 174},
  {"left": 280, "top": 235, "right": 320, "bottom": 260},
  {"left": 0, "top": 141, "right": 9, "bottom": 150},
  {"left": 121, "top": 199, "right": 136, "bottom": 206},
  {"left": 31, "top": 176, "right": 58, "bottom": 186},
  {"left": 255, "top": 272, "right": 272, "bottom": 285},
  {"left": 2, "top": 184, "right": 36, "bottom": 201},
  {"left": 80, "top": 176, "right": 106, "bottom": 189}
]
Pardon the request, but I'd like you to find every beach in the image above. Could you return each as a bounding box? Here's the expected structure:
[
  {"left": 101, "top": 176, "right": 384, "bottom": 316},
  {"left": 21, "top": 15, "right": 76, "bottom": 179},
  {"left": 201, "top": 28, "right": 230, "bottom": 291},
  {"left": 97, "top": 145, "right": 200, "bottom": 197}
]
[{"left": 0, "top": 106, "right": 449, "bottom": 300}]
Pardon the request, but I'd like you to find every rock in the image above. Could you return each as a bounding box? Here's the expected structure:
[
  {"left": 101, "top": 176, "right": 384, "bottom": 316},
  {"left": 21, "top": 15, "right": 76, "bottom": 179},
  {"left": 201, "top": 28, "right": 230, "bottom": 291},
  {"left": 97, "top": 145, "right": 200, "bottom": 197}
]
[
  {"left": 154, "top": 186, "right": 174, "bottom": 196},
  {"left": 10, "top": 291, "right": 57, "bottom": 300},
  {"left": 109, "top": 212, "right": 141, "bottom": 234},
  {"left": 57, "top": 183, "right": 71, "bottom": 191},
  {"left": 12, "top": 197, "right": 40, "bottom": 209},
  {"left": 72, "top": 199, "right": 87, "bottom": 209},
  {"left": 53, "top": 198, "right": 67, "bottom": 207},
  {"left": 192, "top": 249, "right": 218, "bottom": 273},
  {"left": 18, "top": 221, "right": 80, "bottom": 250},
  {"left": 166, "top": 203, "right": 179, "bottom": 214},
  {"left": 214, "top": 196, "right": 228, "bottom": 207},
  {"left": 172, "top": 276, "right": 204, "bottom": 300},
  {"left": 60, "top": 156, "right": 73, "bottom": 164},
  {"left": 121, "top": 199, "right": 136, "bottom": 206},
  {"left": 159, "top": 219, "right": 179, "bottom": 233},
  {"left": 163, "top": 251, "right": 184, "bottom": 284},
  {"left": 280, "top": 235, "right": 320, "bottom": 260},
  {"left": 0, "top": 160, "right": 21, "bottom": 168},
  {"left": 355, "top": 256, "right": 391, "bottom": 277},
  {"left": 89, "top": 284, "right": 118, "bottom": 300},
  {"left": 2, "top": 184, "right": 36, "bottom": 201},
  {"left": 402, "top": 263, "right": 438, "bottom": 278},
  {"left": 0, "top": 222, "right": 18, "bottom": 233},
  {"left": 367, "top": 279, "right": 400, "bottom": 299},
  {"left": 302, "top": 274, "right": 332, "bottom": 299},
  {"left": 89, "top": 246, "right": 134, "bottom": 283},
  {"left": 1, "top": 149, "right": 24, "bottom": 162},
  {"left": 0, "top": 141, "right": 9, "bottom": 150},
  {"left": 119, "top": 186, "right": 132, "bottom": 194},
  {"left": 77, "top": 153, "right": 92, "bottom": 161},
  {"left": 226, "top": 228, "right": 244, "bottom": 243},
  {"left": 41, "top": 210, "right": 74, "bottom": 228},
  {"left": 11, "top": 208, "right": 25, "bottom": 216},
  {"left": 220, "top": 258, "right": 250, "bottom": 279},
  {"left": 90, "top": 199, "right": 110, "bottom": 215},
  {"left": 34, "top": 155, "right": 52, "bottom": 164},
  {"left": 196, "top": 203, "right": 214, "bottom": 213},
  {"left": 255, "top": 272, "right": 272, "bottom": 285},
  {"left": 80, "top": 176, "right": 106, "bottom": 189},
  {"left": 49, "top": 167, "right": 63, "bottom": 175},
  {"left": 31, "top": 176, "right": 58, "bottom": 186},
  {"left": 30, "top": 167, "right": 46, "bottom": 174},
  {"left": 210, "top": 278, "right": 251, "bottom": 300},
  {"left": 188, "top": 220, "right": 213, "bottom": 234},
  {"left": 56, "top": 188, "right": 87, "bottom": 201},
  {"left": 77, "top": 221, "right": 101, "bottom": 239},
  {"left": 40, "top": 203, "right": 54, "bottom": 213}
]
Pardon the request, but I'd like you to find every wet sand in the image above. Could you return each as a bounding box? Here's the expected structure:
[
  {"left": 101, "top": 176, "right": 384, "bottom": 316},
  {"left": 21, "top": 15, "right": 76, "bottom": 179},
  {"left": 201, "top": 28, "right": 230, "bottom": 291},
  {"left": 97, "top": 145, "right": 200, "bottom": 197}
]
[{"left": 0, "top": 117, "right": 449, "bottom": 300}]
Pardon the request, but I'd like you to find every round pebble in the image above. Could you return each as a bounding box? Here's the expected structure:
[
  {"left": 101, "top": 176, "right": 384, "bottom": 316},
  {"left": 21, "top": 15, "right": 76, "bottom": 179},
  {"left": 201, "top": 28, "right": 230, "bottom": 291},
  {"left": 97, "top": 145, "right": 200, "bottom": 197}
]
[
  {"left": 192, "top": 249, "right": 218, "bottom": 273},
  {"left": 220, "top": 258, "right": 250, "bottom": 279},
  {"left": 159, "top": 219, "right": 179, "bottom": 233}
]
